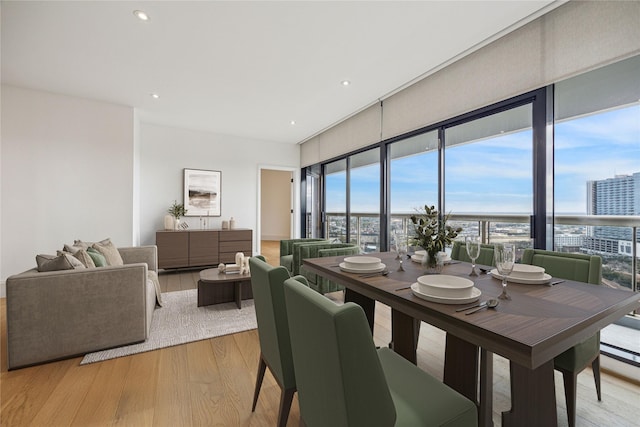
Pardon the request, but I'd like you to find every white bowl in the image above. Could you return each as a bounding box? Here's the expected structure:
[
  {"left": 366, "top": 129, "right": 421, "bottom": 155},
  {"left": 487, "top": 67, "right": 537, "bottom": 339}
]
[
  {"left": 412, "top": 251, "right": 451, "bottom": 262},
  {"left": 416, "top": 275, "right": 474, "bottom": 299},
  {"left": 343, "top": 256, "right": 382, "bottom": 270},
  {"left": 511, "top": 264, "right": 545, "bottom": 279}
]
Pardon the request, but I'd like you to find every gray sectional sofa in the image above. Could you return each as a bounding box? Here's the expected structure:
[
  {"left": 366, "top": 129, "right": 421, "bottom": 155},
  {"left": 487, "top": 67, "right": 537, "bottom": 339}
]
[{"left": 6, "top": 245, "right": 160, "bottom": 370}]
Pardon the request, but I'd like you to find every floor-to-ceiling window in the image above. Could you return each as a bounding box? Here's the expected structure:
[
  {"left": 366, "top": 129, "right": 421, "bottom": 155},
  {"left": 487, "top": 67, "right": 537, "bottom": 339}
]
[
  {"left": 389, "top": 131, "right": 439, "bottom": 239},
  {"left": 444, "top": 104, "right": 534, "bottom": 258},
  {"left": 324, "top": 159, "right": 347, "bottom": 243},
  {"left": 553, "top": 55, "right": 640, "bottom": 361},
  {"left": 349, "top": 149, "right": 381, "bottom": 252}
]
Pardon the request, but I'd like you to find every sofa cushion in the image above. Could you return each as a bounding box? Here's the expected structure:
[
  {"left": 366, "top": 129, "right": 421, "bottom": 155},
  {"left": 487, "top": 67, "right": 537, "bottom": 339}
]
[
  {"left": 86, "top": 248, "right": 108, "bottom": 267},
  {"left": 92, "top": 239, "right": 124, "bottom": 266},
  {"left": 36, "top": 253, "right": 86, "bottom": 272}
]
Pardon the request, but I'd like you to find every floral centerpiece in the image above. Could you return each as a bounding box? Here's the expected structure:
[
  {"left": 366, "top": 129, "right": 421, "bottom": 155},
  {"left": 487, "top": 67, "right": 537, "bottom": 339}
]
[{"left": 410, "top": 204, "right": 462, "bottom": 269}]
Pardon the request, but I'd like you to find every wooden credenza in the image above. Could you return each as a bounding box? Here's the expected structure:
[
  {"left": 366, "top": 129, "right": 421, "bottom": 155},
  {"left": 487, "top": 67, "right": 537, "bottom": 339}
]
[{"left": 156, "top": 229, "right": 252, "bottom": 269}]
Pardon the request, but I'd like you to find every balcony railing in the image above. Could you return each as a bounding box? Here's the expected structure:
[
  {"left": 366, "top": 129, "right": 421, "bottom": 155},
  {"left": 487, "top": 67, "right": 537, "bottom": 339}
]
[{"left": 324, "top": 212, "right": 640, "bottom": 293}]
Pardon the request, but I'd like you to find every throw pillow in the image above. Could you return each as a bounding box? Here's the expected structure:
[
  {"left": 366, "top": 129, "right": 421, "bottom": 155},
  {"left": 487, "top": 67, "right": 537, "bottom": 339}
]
[
  {"left": 86, "top": 247, "right": 108, "bottom": 267},
  {"left": 36, "top": 253, "right": 86, "bottom": 272},
  {"left": 91, "top": 239, "right": 124, "bottom": 266},
  {"left": 58, "top": 248, "right": 96, "bottom": 268}
]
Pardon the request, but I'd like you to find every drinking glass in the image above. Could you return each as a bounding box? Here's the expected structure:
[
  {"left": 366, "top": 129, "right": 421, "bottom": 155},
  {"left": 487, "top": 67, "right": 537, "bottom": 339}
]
[
  {"left": 494, "top": 243, "right": 515, "bottom": 300},
  {"left": 465, "top": 236, "right": 481, "bottom": 276},
  {"left": 394, "top": 233, "right": 408, "bottom": 271}
]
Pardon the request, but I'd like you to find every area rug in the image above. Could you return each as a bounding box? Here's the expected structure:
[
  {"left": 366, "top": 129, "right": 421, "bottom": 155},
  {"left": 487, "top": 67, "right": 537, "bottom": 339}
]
[{"left": 81, "top": 289, "right": 257, "bottom": 364}]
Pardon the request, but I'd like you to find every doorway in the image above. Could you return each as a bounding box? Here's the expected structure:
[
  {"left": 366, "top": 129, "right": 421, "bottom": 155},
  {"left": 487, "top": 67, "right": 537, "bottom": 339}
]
[{"left": 257, "top": 166, "right": 298, "bottom": 256}]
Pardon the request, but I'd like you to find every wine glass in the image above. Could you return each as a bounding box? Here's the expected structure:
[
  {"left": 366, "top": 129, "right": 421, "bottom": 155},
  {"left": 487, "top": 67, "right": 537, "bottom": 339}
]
[
  {"left": 494, "top": 243, "right": 515, "bottom": 300},
  {"left": 394, "top": 233, "right": 408, "bottom": 271},
  {"left": 465, "top": 236, "right": 481, "bottom": 276}
]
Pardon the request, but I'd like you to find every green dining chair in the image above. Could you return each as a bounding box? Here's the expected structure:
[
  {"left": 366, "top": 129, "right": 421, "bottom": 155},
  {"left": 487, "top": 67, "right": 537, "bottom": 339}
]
[
  {"left": 450, "top": 240, "right": 495, "bottom": 266},
  {"left": 283, "top": 276, "right": 478, "bottom": 427},
  {"left": 279, "top": 238, "right": 326, "bottom": 273},
  {"left": 249, "top": 256, "right": 301, "bottom": 427},
  {"left": 521, "top": 249, "right": 603, "bottom": 427}
]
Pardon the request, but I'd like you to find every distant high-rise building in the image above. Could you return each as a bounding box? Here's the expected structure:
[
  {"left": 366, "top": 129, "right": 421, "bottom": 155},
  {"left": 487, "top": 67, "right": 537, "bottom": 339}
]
[{"left": 584, "top": 172, "right": 640, "bottom": 254}]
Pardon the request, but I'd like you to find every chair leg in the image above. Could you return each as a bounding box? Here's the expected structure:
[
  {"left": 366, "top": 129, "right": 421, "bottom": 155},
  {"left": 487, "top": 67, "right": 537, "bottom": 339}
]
[
  {"left": 252, "top": 354, "right": 267, "bottom": 412},
  {"left": 592, "top": 355, "right": 602, "bottom": 401},
  {"left": 562, "top": 371, "right": 578, "bottom": 427},
  {"left": 277, "top": 387, "right": 296, "bottom": 427}
]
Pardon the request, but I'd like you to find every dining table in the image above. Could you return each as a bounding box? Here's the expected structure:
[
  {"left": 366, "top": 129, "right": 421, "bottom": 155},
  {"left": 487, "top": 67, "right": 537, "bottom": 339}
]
[{"left": 302, "top": 251, "right": 640, "bottom": 427}]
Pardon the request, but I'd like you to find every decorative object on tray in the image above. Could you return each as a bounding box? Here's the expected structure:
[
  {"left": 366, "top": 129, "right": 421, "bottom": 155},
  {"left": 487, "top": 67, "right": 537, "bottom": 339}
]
[
  {"left": 184, "top": 168, "right": 221, "bottom": 216},
  {"left": 218, "top": 252, "right": 250, "bottom": 274},
  {"left": 410, "top": 274, "right": 481, "bottom": 304},
  {"left": 167, "top": 200, "right": 187, "bottom": 231},
  {"left": 410, "top": 204, "right": 461, "bottom": 273},
  {"left": 339, "top": 256, "right": 386, "bottom": 273},
  {"left": 222, "top": 220, "right": 229, "bottom": 229},
  {"left": 230, "top": 217, "right": 236, "bottom": 229}
]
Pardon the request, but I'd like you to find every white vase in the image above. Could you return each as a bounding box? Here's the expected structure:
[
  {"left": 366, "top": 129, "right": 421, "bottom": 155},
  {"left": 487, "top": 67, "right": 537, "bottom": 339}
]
[
  {"left": 164, "top": 215, "right": 174, "bottom": 231},
  {"left": 174, "top": 218, "right": 180, "bottom": 231}
]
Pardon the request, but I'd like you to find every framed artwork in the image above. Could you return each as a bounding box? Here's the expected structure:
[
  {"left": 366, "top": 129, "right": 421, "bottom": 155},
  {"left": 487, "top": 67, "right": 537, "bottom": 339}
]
[{"left": 183, "top": 168, "right": 221, "bottom": 216}]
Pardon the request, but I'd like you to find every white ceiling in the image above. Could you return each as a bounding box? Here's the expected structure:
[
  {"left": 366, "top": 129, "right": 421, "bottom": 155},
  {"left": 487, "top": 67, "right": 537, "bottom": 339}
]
[{"left": 1, "top": 1, "right": 559, "bottom": 144}]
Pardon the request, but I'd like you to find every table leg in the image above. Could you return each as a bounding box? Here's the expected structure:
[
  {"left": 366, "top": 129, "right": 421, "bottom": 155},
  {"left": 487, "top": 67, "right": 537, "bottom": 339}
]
[
  {"left": 390, "top": 309, "right": 419, "bottom": 364},
  {"left": 502, "top": 360, "right": 557, "bottom": 427},
  {"left": 479, "top": 349, "right": 494, "bottom": 427},
  {"left": 444, "top": 334, "right": 479, "bottom": 399},
  {"left": 234, "top": 282, "right": 242, "bottom": 309},
  {"left": 345, "top": 288, "right": 375, "bottom": 333}
]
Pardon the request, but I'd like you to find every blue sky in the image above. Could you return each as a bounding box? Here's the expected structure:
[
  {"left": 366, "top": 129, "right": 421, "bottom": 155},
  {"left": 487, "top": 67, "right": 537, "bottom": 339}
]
[{"left": 326, "top": 105, "right": 640, "bottom": 214}]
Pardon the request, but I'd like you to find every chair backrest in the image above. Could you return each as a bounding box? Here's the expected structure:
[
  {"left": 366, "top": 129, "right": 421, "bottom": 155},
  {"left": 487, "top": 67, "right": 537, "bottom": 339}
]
[
  {"left": 249, "top": 256, "right": 296, "bottom": 389},
  {"left": 521, "top": 249, "right": 602, "bottom": 285},
  {"left": 450, "top": 240, "right": 495, "bottom": 266},
  {"left": 291, "top": 241, "right": 358, "bottom": 276},
  {"left": 283, "top": 276, "right": 397, "bottom": 427},
  {"left": 280, "top": 238, "right": 326, "bottom": 257}
]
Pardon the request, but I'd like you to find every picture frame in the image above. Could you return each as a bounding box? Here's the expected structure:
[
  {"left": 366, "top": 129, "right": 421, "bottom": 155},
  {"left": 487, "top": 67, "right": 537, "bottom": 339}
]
[{"left": 183, "top": 168, "right": 221, "bottom": 216}]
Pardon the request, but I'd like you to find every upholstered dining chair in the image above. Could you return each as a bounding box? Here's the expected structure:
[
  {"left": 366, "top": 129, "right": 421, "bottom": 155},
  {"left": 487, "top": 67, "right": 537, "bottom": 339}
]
[
  {"left": 450, "top": 240, "right": 495, "bottom": 266},
  {"left": 521, "top": 249, "right": 603, "bottom": 427},
  {"left": 249, "top": 256, "right": 301, "bottom": 427},
  {"left": 279, "top": 238, "right": 326, "bottom": 273},
  {"left": 283, "top": 275, "right": 478, "bottom": 427}
]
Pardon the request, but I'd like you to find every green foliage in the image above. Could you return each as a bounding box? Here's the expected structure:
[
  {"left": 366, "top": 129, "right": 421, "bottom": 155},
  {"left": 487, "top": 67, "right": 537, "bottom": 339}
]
[
  {"left": 410, "top": 205, "right": 462, "bottom": 257},
  {"left": 168, "top": 200, "right": 187, "bottom": 219}
]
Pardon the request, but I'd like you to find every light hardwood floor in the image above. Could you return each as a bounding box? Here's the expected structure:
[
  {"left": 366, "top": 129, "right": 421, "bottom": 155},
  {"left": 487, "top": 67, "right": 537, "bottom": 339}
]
[{"left": 1, "top": 241, "right": 638, "bottom": 426}]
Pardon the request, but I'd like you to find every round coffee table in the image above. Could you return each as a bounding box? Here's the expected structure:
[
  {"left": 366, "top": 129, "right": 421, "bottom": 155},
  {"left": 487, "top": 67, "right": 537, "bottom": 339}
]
[{"left": 198, "top": 268, "right": 252, "bottom": 309}]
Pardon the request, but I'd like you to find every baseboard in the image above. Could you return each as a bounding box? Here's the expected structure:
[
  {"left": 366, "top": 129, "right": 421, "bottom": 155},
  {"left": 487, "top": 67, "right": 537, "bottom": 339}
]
[{"left": 261, "top": 235, "right": 288, "bottom": 241}]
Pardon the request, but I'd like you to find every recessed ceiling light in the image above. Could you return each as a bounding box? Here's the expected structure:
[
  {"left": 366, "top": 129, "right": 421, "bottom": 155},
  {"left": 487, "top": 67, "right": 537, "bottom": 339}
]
[
  {"left": 133, "top": 10, "right": 149, "bottom": 21},
  {"left": 150, "top": 93, "right": 160, "bottom": 99},
  {"left": 290, "top": 120, "right": 296, "bottom": 125},
  {"left": 341, "top": 80, "right": 351, "bottom": 86}
]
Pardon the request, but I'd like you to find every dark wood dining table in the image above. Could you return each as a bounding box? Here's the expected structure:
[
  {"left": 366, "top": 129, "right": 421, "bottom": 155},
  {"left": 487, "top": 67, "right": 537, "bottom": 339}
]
[{"left": 302, "top": 251, "right": 640, "bottom": 427}]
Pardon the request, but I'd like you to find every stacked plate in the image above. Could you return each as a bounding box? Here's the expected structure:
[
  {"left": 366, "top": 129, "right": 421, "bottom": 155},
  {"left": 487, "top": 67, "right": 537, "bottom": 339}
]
[
  {"left": 339, "top": 256, "right": 386, "bottom": 273},
  {"left": 411, "top": 250, "right": 451, "bottom": 264},
  {"left": 490, "top": 264, "right": 552, "bottom": 284},
  {"left": 411, "top": 274, "right": 481, "bottom": 304}
]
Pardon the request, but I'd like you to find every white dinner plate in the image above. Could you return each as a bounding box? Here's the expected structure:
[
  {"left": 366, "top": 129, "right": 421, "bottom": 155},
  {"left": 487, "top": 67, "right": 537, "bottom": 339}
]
[
  {"left": 410, "top": 283, "right": 481, "bottom": 305},
  {"left": 411, "top": 254, "right": 453, "bottom": 263},
  {"left": 339, "top": 262, "right": 386, "bottom": 273},
  {"left": 490, "top": 269, "right": 552, "bottom": 285}
]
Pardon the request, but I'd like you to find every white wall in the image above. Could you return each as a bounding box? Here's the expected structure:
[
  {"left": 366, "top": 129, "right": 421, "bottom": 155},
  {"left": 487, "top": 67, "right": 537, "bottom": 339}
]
[
  {"left": 1, "top": 85, "right": 135, "bottom": 284},
  {"left": 139, "top": 123, "right": 299, "bottom": 252}
]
